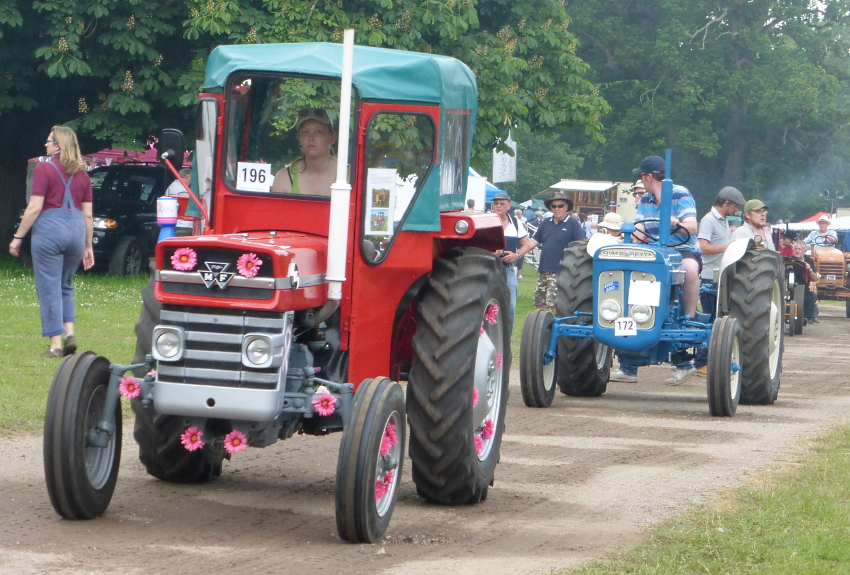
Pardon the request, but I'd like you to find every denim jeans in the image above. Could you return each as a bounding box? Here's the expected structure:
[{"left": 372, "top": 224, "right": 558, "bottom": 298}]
[
  {"left": 505, "top": 263, "right": 517, "bottom": 324},
  {"left": 693, "top": 283, "right": 717, "bottom": 370}
]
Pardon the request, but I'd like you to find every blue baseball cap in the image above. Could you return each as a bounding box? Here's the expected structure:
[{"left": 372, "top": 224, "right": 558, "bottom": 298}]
[{"left": 631, "top": 155, "right": 665, "bottom": 176}]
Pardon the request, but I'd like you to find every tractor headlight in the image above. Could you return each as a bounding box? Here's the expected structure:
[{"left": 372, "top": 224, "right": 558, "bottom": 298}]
[
  {"left": 631, "top": 304, "right": 653, "bottom": 324},
  {"left": 152, "top": 326, "right": 185, "bottom": 361},
  {"left": 244, "top": 336, "right": 272, "bottom": 367},
  {"left": 600, "top": 299, "right": 622, "bottom": 322}
]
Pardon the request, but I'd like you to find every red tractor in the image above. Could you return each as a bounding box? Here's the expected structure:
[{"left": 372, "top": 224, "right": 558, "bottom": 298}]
[{"left": 43, "top": 34, "right": 511, "bottom": 543}]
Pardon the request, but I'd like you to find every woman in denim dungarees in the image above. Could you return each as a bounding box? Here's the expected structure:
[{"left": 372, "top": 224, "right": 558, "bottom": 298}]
[{"left": 9, "top": 126, "right": 94, "bottom": 357}]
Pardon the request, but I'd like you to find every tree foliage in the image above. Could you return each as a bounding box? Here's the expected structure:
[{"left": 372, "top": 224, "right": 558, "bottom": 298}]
[
  {"left": 0, "top": 0, "right": 607, "bottom": 238},
  {"left": 560, "top": 0, "right": 850, "bottom": 219}
]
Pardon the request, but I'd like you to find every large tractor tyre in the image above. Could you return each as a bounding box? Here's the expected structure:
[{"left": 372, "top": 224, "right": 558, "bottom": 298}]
[
  {"left": 44, "top": 352, "right": 121, "bottom": 519},
  {"left": 132, "top": 271, "right": 159, "bottom": 374},
  {"left": 554, "top": 241, "right": 612, "bottom": 397},
  {"left": 130, "top": 400, "right": 223, "bottom": 483},
  {"left": 845, "top": 298, "right": 850, "bottom": 319},
  {"left": 109, "top": 236, "right": 146, "bottom": 276},
  {"left": 336, "top": 377, "right": 406, "bottom": 543},
  {"left": 519, "top": 309, "right": 557, "bottom": 407},
  {"left": 729, "top": 249, "right": 784, "bottom": 405},
  {"left": 129, "top": 265, "right": 223, "bottom": 482},
  {"left": 408, "top": 247, "right": 511, "bottom": 505},
  {"left": 706, "top": 316, "right": 741, "bottom": 417}
]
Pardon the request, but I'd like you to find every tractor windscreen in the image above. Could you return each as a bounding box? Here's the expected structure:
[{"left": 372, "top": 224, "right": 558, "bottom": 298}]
[{"left": 222, "top": 74, "right": 347, "bottom": 198}]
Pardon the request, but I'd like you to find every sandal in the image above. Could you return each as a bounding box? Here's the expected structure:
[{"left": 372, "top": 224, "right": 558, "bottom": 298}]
[{"left": 40, "top": 347, "right": 63, "bottom": 358}]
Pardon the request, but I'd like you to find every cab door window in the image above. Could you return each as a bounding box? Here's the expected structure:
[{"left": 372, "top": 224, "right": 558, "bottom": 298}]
[{"left": 360, "top": 112, "right": 435, "bottom": 264}]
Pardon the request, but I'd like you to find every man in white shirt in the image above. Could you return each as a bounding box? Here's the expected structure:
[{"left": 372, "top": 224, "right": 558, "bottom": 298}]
[{"left": 694, "top": 186, "right": 745, "bottom": 375}]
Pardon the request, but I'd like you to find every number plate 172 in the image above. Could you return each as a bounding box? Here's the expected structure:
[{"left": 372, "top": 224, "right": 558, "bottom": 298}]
[{"left": 614, "top": 317, "right": 637, "bottom": 336}]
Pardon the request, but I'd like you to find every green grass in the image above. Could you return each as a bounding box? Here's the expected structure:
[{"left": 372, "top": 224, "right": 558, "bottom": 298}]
[
  {"left": 0, "top": 254, "right": 147, "bottom": 431},
  {"left": 568, "top": 427, "right": 850, "bottom": 575}
]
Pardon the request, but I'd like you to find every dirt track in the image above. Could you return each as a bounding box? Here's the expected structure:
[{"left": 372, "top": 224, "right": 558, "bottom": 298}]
[{"left": 3, "top": 305, "right": 850, "bottom": 575}]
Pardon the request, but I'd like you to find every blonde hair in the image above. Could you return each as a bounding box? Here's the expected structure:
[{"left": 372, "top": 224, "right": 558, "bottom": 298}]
[{"left": 51, "top": 125, "right": 87, "bottom": 175}]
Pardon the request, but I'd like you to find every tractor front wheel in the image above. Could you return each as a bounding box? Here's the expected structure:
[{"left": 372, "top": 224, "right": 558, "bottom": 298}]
[
  {"left": 707, "top": 316, "right": 741, "bottom": 417},
  {"left": 730, "top": 249, "right": 784, "bottom": 405},
  {"left": 335, "top": 377, "right": 406, "bottom": 543},
  {"left": 44, "top": 352, "right": 121, "bottom": 519},
  {"left": 520, "top": 309, "right": 556, "bottom": 407},
  {"left": 555, "top": 241, "right": 612, "bottom": 397},
  {"left": 408, "top": 247, "right": 510, "bottom": 505}
]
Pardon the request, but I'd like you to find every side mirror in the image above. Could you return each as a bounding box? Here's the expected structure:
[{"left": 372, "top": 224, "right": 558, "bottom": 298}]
[{"left": 157, "top": 129, "right": 185, "bottom": 170}]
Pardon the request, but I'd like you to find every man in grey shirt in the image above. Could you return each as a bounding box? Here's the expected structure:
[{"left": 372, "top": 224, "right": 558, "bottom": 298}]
[{"left": 694, "top": 186, "right": 745, "bottom": 375}]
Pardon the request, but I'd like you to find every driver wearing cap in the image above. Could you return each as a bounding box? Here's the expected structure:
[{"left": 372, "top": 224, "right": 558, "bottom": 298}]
[
  {"left": 804, "top": 215, "right": 837, "bottom": 251},
  {"left": 271, "top": 107, "right": 338, "bottom": 196},
  {"left": 619, "top": 155, "right": 701, "bottom": 385}
]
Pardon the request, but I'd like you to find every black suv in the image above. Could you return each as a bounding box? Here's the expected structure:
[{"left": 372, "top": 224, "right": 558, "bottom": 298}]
[{"left": 18, "top": 163, "right": 176, "bottom": 276}]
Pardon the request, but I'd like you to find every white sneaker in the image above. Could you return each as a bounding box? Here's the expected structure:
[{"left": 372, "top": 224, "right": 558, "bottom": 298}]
[
  {"left": 665, "top": 367, "right": 696, "bottom": 386},
  {"left": 610, "top": 369, "right": 637, "bottom": 383}
]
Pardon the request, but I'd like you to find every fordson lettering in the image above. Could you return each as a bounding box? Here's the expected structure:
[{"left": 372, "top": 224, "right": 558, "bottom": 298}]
[{"left": 598, "top": 247, "right": 656, "bottom": 261}]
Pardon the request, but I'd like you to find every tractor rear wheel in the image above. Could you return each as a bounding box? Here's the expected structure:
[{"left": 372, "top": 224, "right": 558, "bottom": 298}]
[
  {"left": 130, "top": 272, "right": 223, "bottom": 483},
  {"left": 335, "top": 377, "right": 406, "bottom": 543},
  {"left": 729, "top": 249, "right": 784, "bottom": 405},
  {"left": 519, "top": 309, "right": 556, "bottom": 407},
  {"left": 706, "top": 316, "right": 741, "bottom": 417},
  {"left": 554, "top": 241, "right": 612, "bottom": 397},
  {"left": 408, "top": 247, "right": 510, "bottom": 505},
  {"left": 44, "top": 352, "right": 121, "bottom": 519}
]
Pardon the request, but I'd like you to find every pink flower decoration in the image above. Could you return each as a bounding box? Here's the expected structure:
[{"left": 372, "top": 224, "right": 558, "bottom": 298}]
[
  {"left": 379, "top": 422, "right": 399, "bottom": 456},
  {"left": 146, "top": 370, "right": 156, "bottom": 379},
  {"left": 119, "top": 376, "right": 141, "bottom": 399},
  {"left": 312, "top": 391, "right": 337, "bottom": 416},
  {"left": 472, "top": 387, "right": 479, "bottom": 407},
  {"left": 237, "top": 253, "right": 263, "bottom": 278},
  {"left": 496, "top": 352, "right": 503, "bottom": 370},
  {"left": 223, "top": 430, "right": 248, "bottom": 454},
  {"left": 171, "top": 247, "right": 197, "bottom": 271},
  {"left": 375, "top": 470, "right": 395, "bottom": 501},
  {"left": 481, "top": 419, "right": 495, "bottom": 440},
  {"left": 181, "top": 426, "right": 204, "bottom": 451},
  {"left": 484, "top": 303, "right": 499, "bottom": 325},
  {"left": 474, "top": 435, "right": 484, "bottom": 455}
]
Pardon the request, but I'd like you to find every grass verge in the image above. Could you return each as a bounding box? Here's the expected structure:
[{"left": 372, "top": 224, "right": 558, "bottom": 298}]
[
  {"left": 567, "top": 426, "right": 850, "bottom": 574},
  {"left": 0, "top": 254, "right": 146, "bottom": 431}
]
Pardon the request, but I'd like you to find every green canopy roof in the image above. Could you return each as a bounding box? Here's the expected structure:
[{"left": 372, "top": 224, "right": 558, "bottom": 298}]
[{"left": 205, "top": 43, "right": 477, "bottom": 113}]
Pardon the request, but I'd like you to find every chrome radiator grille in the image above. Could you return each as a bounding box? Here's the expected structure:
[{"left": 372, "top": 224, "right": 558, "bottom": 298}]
[{"left": 156, "top": 305, "right": 285, "bottom": 390}]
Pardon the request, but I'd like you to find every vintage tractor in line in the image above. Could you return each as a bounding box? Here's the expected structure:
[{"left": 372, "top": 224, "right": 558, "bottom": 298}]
[
  {"left": 783, "top": 257, "right": 806, "bottom": 336},
  {"left": 42, "top": 34, "right": 512, "bottom": 543},
  {"left": 808, "top": 238, "right": 850, "bottom": 317},
  {"left": 520, "top": 151, "right": 784, "bottom": 416}
]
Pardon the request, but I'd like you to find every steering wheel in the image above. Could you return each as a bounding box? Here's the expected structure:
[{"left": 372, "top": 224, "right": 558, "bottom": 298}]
[
  {"left": 812, "top": 235, "right": 835, "bottom": 248},
  {"left": 632, "top": 218, "right": 692, "bottom": 248}
]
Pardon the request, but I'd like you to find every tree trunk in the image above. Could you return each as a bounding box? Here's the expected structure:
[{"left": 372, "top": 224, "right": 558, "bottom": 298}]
[
  {"left": 722, "top": 97, "right": 749, "bottom": 187},
  {"left": 0, "top": 114, "right": 40, "bottom": 242}
]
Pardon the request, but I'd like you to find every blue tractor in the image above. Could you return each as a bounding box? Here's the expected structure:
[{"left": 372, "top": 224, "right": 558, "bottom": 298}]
[{"left": 520, "top": 152, "right": 784, "bottom": 416}]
